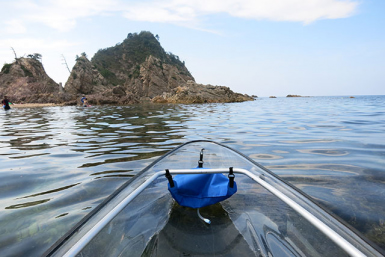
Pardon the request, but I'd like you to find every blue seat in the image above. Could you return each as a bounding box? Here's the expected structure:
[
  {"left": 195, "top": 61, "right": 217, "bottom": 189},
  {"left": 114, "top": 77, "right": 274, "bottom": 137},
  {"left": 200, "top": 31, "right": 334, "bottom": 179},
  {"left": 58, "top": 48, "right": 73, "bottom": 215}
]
[{"left": 168, "top": 172, "right": 237, "bottom": 209}]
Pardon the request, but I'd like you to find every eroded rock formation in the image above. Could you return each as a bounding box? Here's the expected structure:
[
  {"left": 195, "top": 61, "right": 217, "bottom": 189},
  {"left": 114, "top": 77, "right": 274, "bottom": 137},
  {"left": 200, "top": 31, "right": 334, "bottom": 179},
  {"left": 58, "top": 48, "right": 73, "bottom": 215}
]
[
  {"left": 152, "top": 81, "right": 253, "bottom": 104},
  {"left": 0, "top": 57, "right": 67, "bottom": 103},
  {"left": 1, "top": 31, "right": 254, "bottom": 105}
]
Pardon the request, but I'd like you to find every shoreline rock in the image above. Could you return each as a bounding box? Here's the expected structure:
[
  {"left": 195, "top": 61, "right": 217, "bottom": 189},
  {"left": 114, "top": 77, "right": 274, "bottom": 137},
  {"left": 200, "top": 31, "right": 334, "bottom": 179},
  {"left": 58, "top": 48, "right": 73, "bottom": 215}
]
[
  {"left": 151, "top": 82, "right": 253, "bottom": 104},
  {"left": 0, "top": 57, "right": 72, "bottom": 103},
  {"left": 1, "top": 32, "right": 253, "bottom": 105},
  {"left": 12, "top": 103, "right": 62, "bottom": 108}
]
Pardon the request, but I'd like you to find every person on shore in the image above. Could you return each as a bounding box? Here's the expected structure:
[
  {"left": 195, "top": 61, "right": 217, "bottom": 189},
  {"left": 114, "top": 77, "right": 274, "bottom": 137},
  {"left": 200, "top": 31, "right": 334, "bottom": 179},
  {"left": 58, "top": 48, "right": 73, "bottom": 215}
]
[
  {"left": 2, "top": 96, "right": 12, "bottom": 110},
  {"left": 83, "top": 98, "right": 88, "bottom": 107},
  {"left": 81, "top": 95, "right": 86, "bottom": 105}
]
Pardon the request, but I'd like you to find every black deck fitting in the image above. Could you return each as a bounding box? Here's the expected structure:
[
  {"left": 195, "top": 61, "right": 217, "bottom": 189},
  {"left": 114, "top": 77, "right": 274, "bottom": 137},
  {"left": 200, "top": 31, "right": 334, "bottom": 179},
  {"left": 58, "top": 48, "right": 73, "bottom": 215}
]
[
  {"left": 228, "top": 167, "right": 235, "bottom": 188},
  {"left": 165, "top": 169, "right": 174, "bottom": 188}
]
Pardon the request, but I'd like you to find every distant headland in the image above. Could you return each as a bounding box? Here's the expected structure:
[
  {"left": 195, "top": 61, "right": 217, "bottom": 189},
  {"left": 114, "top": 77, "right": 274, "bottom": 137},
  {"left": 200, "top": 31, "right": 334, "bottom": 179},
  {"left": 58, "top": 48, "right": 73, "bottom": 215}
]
[{"left": 0, "top": 31, "right": 253, "bottom": 105}]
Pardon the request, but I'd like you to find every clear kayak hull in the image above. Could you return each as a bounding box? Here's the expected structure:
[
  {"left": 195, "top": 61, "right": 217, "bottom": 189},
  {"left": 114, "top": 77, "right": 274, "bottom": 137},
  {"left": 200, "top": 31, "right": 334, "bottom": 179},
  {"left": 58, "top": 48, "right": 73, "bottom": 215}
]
[{"left": 44, "top": 140, "right": 384, "bottom": 257}]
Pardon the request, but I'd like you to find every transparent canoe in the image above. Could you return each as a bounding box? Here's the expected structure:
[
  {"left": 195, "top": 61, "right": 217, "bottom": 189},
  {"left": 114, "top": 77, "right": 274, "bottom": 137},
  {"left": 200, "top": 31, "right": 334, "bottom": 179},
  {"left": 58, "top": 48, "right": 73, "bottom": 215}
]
[{"left": 45, "top": 140, "right": 384, "bottom": 257}]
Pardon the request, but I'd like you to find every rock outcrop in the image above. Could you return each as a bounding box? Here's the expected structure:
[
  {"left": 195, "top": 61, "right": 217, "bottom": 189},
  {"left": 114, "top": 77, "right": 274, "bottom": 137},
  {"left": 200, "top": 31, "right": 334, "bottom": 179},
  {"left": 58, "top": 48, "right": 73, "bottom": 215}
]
[
  {"left": 130, "top": 55, "right": 193, "bottom": 98},
  {"left": 1, "top": 31, "right": 254, "bottom": 105},
  {"left": 64, "top": 31, "right": 253, "bottom": 105},
  {"left": 63, "top": 56, "right": 138, "bottom": 105},
  {"left": 64, "top": 32, "right": 198, "bottom": 105},
  {"left": 64, "top": 56, "right": 110, "bottom": 95},
  {"left": 0, "top": 58, "right": 67, "bottom": 103},
  {"left": 152, "top": 81, "right": 253, "bottom": 104}
]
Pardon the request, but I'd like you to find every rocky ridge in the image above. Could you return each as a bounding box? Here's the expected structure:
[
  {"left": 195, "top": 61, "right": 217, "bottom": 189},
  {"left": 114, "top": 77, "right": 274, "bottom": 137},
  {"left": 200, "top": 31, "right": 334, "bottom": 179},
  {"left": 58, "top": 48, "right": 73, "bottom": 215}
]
[
  {"left": 0, "top": 57, "right": 69, "bottom": 103},
  {"left": 152, "top": 81, "right": 252, "bottom": 104},
  {"left": 1, "top": 31, "right": 254, "bottom": 105}
]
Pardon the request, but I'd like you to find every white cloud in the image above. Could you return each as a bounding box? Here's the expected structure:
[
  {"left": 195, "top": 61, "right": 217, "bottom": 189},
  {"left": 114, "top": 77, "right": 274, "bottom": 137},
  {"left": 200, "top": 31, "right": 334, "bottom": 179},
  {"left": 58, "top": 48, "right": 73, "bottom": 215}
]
[
  {"left": 0, "top": 37, "right": 81, "bottom": 64},
  {"left": 2, "top": 0, "right": 359, "bottom": 34},
  {"left": 123, "top": 0, "right": 359, "bottom": 25},
  {"left": 7, "top": 0, "right": 121, "bottom": 32},
  {"left": 123, "top": 4, "right": 196, "bottom": 23},
  {"left": 4, "top": 20, "right": 27, "bottom": 34},
  {"left": 0, "top": 38, "right": 79, "bottom": 52}
]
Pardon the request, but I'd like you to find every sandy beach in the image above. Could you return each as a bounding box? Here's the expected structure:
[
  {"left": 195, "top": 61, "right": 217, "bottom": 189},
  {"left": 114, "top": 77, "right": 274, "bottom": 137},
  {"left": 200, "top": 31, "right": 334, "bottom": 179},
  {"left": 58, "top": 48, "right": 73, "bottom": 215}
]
[{"left": 11, "top": 103, "right": 62, "bottom": 108}]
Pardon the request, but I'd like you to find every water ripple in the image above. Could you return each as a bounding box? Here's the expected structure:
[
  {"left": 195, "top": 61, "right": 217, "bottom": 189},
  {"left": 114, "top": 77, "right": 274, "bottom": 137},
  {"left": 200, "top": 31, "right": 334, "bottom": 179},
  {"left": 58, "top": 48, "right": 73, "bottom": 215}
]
[{"left": 0, "top": 96, "right": 384, "bottom": 255}]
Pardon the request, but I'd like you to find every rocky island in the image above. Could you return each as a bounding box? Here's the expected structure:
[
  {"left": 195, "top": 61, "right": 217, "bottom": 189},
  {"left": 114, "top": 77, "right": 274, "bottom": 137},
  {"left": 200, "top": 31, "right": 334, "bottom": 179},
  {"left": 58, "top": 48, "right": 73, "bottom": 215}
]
[
  {"left": 0, "top": 31, "right": 253, "bottom": 105},
  {"left": 0, "top": 56, "right": 68, "bottom": 104}
]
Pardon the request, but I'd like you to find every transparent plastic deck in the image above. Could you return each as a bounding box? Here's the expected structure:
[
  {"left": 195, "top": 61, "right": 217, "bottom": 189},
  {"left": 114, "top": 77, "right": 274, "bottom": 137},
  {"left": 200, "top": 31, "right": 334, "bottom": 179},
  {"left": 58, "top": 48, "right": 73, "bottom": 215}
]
[{"left": 45, "top": 141, "right": 383, "bottom": 257}]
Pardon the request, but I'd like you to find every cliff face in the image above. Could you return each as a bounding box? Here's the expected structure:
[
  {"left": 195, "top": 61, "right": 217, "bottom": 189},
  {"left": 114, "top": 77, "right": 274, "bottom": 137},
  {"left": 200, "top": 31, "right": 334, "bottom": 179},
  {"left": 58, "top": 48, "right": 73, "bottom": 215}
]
[
  {"left": 0, "top": 58, "right": 65, "bottom": 103},
  {"left": 130, "top": 55, "right": 193, "bottom": 98},
  {"left": 152, "top": 81, "right": 253, "bottom": 104},
  {"left": 2, "top": 31, "right": 253, "bottom": 105},
  {"left": 64, "top": 31, "right": 195, "bottom": 104},
  {"left": 64, "top": 56, "right": 111, "bottom": 95}
]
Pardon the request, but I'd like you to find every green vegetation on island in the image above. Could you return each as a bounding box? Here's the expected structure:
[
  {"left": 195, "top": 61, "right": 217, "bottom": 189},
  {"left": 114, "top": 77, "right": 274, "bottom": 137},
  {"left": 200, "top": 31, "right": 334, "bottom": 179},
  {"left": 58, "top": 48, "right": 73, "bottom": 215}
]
[{"left": 1, "top": 31, "right": 253, "bottom": 105}]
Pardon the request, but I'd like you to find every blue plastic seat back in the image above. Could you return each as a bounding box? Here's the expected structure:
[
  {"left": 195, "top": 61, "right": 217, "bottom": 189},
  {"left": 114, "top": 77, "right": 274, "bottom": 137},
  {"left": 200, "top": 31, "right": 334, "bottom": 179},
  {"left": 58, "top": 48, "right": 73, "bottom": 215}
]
[{"left": 168, "top": 173, "right": 237, "bottom": 208}]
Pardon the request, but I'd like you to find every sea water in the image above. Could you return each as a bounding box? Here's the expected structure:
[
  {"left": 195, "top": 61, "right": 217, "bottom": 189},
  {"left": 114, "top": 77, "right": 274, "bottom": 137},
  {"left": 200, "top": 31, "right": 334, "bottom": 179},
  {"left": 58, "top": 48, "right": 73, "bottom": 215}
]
[{"left": 0, "top": 95, "right": 384, "bottom": 256}]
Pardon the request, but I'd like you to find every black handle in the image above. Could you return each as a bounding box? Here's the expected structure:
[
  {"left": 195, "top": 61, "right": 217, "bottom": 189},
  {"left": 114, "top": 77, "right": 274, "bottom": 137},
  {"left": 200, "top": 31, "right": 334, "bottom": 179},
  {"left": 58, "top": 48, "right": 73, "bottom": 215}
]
[
  {"left": 165, "top": 169, "right": 174, "bottom": 188},
  {"left": 198, "top": 148, "right": 205, "bottom": 168},
  {"left": 228, "top": 167, "right": 235, "bottom": 188}
]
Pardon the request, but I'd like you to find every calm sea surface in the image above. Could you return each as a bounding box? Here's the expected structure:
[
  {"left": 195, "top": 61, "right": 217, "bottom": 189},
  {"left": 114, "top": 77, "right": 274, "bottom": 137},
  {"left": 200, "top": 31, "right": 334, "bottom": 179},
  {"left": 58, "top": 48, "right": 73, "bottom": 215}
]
[{"left": 0, "top": 95, "right": 384, "bottom": 256}]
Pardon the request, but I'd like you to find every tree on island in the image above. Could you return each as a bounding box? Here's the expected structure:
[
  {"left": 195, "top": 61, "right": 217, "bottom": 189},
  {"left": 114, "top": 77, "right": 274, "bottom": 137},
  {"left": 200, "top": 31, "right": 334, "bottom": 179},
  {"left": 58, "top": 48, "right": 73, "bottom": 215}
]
[
  {"left": 75, "top": 52, "right": 88, "bottom": 61},
  {"left": 11, "top": 47, "right": 18, "bottom": 59},
  {"left": 27, "top": 53, "right": 42, "bottom": 62},
  {"left": 61, "top": 54, "right": 71, "bottom": 73}
]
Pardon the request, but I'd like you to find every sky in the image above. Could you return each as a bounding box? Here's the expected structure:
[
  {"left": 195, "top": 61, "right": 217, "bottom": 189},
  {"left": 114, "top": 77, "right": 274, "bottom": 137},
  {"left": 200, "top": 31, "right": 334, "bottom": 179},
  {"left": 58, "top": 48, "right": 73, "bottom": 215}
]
[{"left": 0, "top": 0, "right": 384, "bottom": 97}]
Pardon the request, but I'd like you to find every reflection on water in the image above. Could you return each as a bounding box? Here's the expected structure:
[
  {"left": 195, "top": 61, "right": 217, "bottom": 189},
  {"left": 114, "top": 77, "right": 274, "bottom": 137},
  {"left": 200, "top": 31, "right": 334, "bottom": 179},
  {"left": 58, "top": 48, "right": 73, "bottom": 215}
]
[
  {"left": 267, "top": 163, "right": 362, "bottom": 175},
  {"left": 297, "top": 149, "right": 349, "bottom": 156},
  {"left": 5, "top": 199, "right": 51, "bottom": 210},
  {"left": 249, "top": 153, "right": 283, "bottom": 159},
  {"left": 0, "top": 96, "right": 385, "bottom": 256}
]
